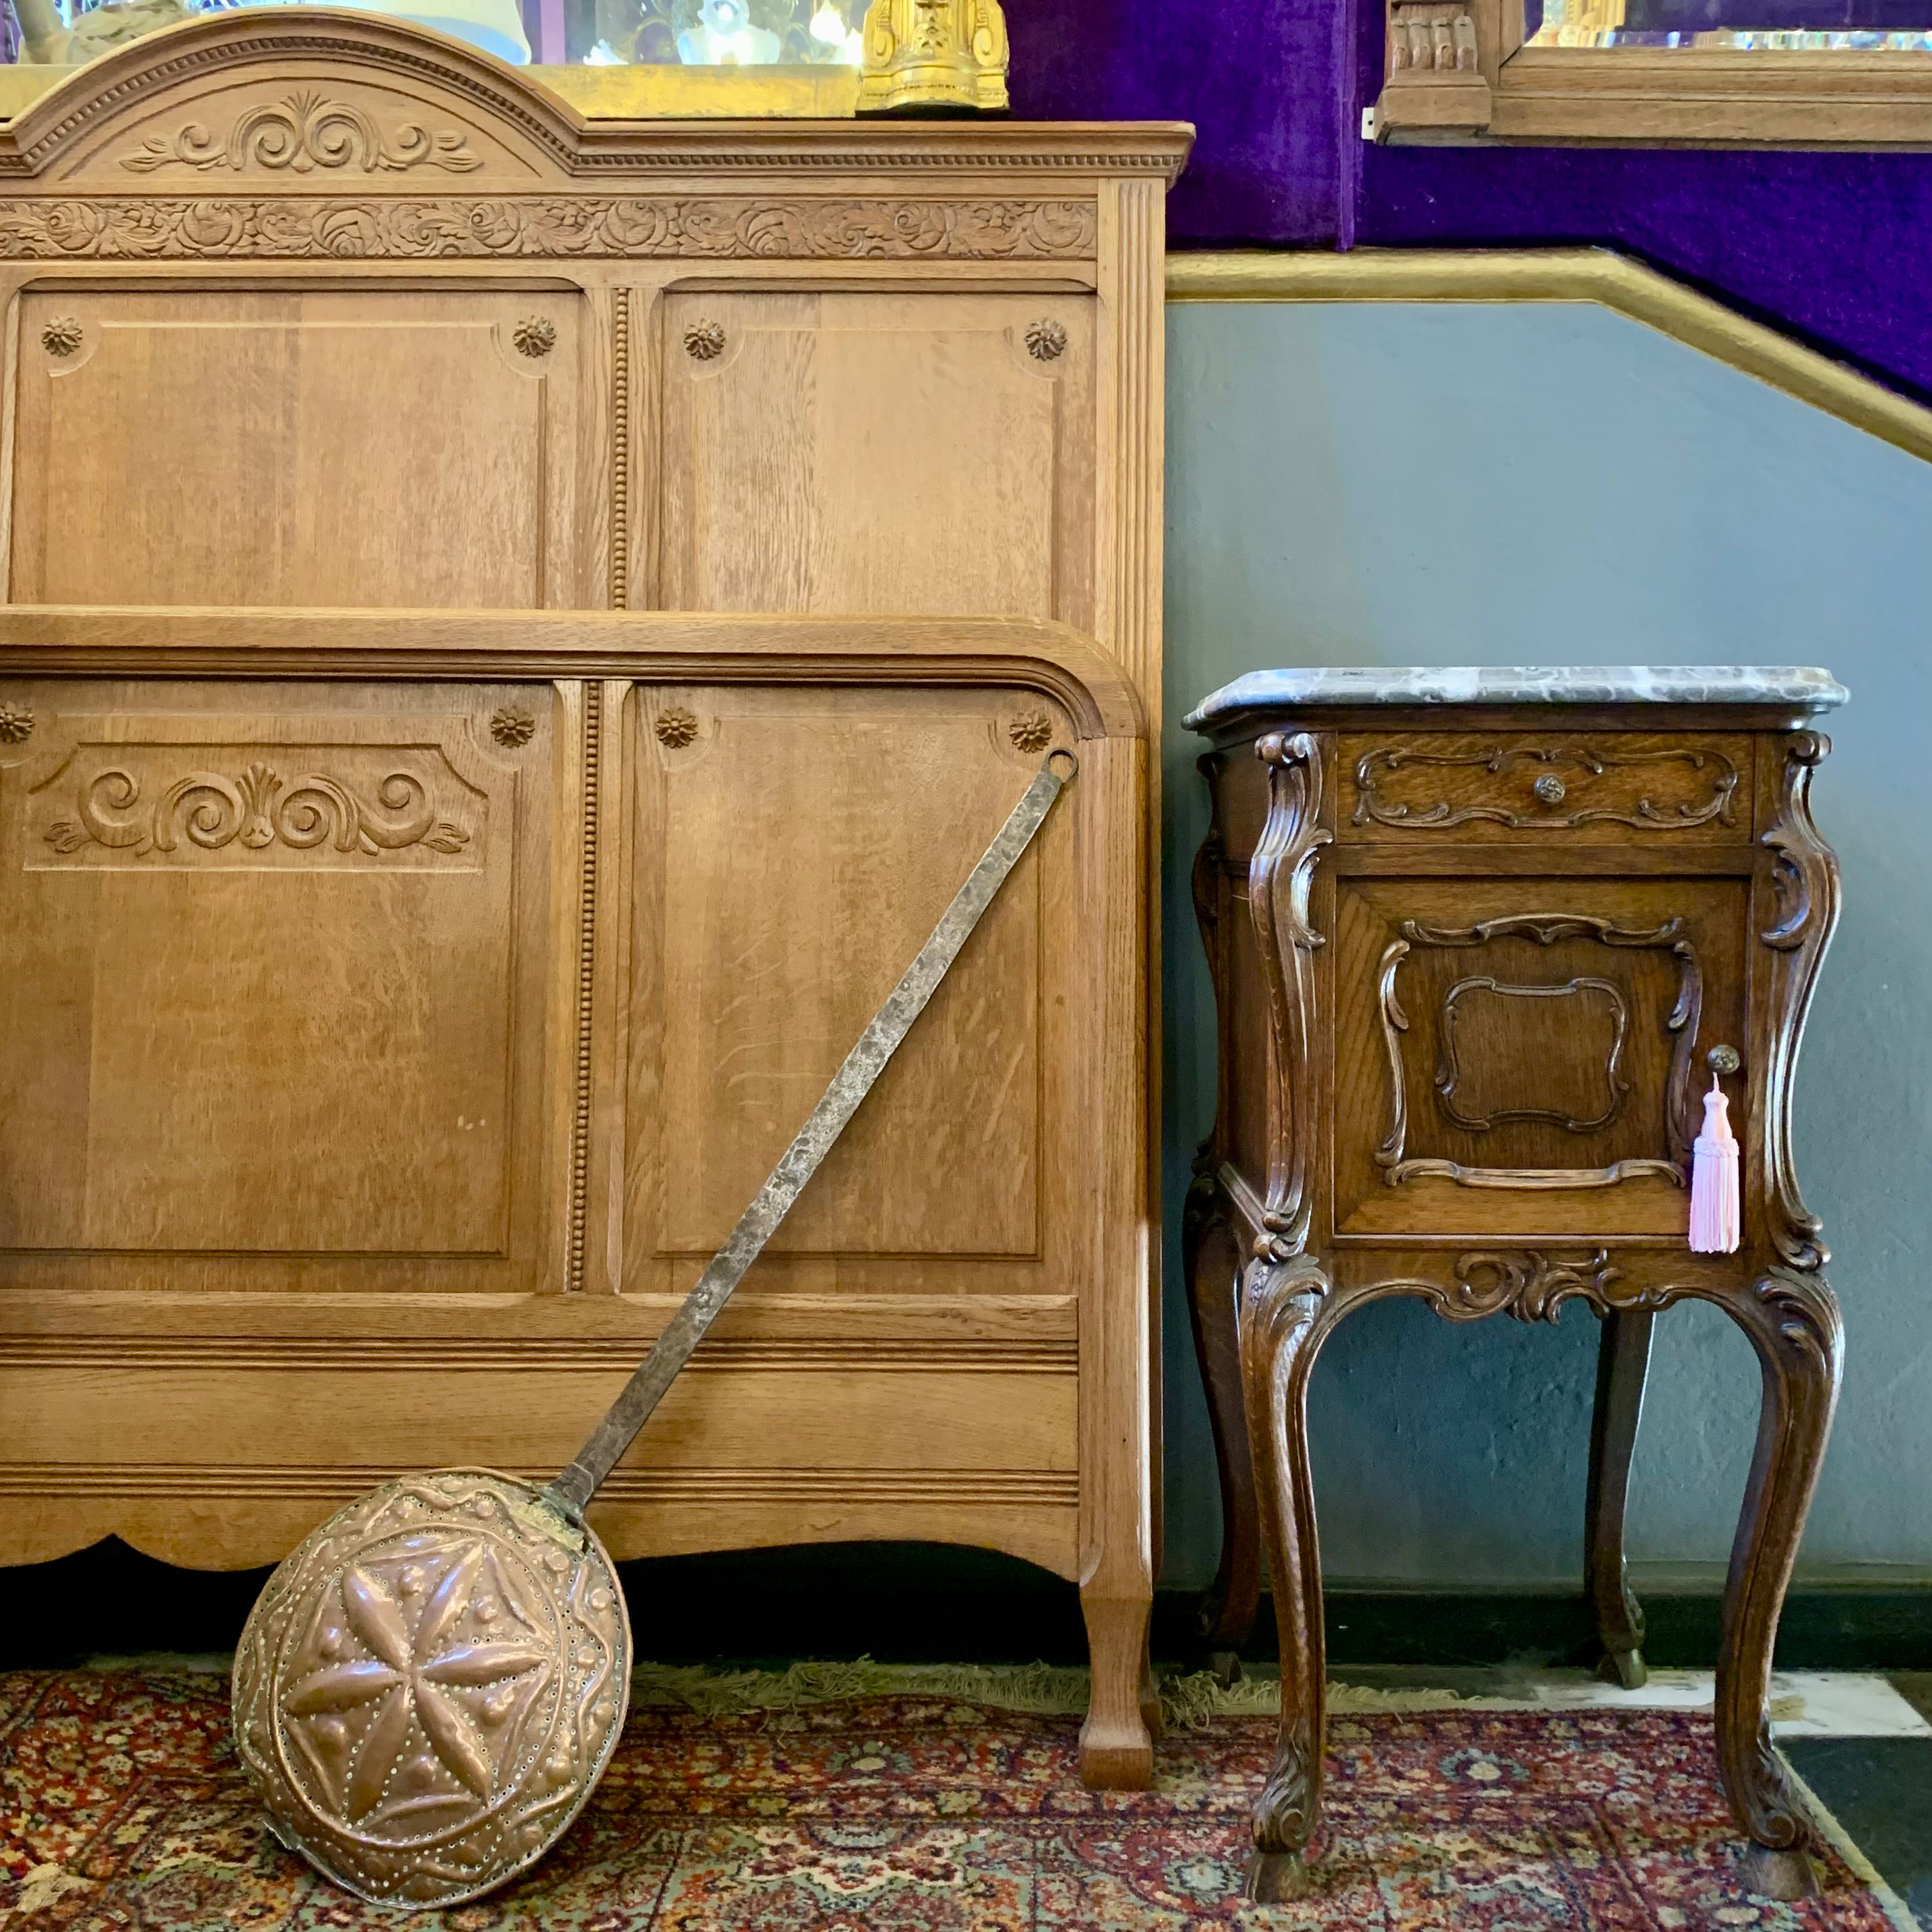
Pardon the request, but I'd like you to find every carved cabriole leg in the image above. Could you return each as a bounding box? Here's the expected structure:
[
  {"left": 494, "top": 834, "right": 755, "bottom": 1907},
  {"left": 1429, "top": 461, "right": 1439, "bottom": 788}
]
[
  {"left": 1239, "top": 1251, "right": 1344, "bottom": 1903},
  {"left": 1586, "top": 1308, "right": 1655, "bottom": 1688},
  {"left": 1224, "top": 727, "right": 1335, "bottom": 1893},
  {"left": 1696, "top": 1270, "right": 1844, "bottom": 1899},
  {"left": 1183, "top": 1171, "right": 1261, "bottom": 1673},
  {"left": 1698, "top": 725, "right": 1842, "bottom": 1898}
]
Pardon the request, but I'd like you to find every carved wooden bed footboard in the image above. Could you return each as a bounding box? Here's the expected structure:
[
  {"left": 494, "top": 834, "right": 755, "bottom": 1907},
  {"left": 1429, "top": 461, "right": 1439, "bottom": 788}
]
[{"left": 0, "top": 605, "right": 1155, "bottom": 1785}]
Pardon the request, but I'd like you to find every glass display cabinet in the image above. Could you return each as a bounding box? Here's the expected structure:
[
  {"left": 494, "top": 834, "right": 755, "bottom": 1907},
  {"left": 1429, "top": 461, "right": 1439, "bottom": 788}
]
[{"left": 0, "top": 0, "right": 1005, "bottom": 116}]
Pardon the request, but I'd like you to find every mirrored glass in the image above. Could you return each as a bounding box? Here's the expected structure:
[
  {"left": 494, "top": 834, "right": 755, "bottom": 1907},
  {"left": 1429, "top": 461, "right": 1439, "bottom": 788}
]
[{"left": 2, "top": 0, "right": 870, "bottom": 69}]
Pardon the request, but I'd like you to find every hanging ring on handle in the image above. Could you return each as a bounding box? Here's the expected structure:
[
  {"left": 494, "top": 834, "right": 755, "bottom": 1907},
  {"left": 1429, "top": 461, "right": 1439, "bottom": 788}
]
[{"left": 1047, "top": 747, "right": 1080, "bottom": 783}]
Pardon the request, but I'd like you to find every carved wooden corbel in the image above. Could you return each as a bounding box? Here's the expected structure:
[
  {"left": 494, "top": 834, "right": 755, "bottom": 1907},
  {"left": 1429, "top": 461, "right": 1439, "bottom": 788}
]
[{"left": 1378, "top": 0, "right": 1498, "bottom": 136}]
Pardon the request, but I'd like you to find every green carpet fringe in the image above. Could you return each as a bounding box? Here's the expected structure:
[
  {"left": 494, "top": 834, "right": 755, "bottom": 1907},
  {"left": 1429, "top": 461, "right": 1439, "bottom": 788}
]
[
  {"left": 79, "top": 1652, "right": 1530, "bottom": 1728},
  {"left": 627, "top": 1657, "right": 1524, "bottom": 1729}
]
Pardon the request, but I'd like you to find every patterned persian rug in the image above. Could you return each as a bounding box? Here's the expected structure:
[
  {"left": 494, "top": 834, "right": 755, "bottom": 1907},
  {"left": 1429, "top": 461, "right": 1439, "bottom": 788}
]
[{"left": 0, "top": 1663, "right": 1911, "bottom": 1931}]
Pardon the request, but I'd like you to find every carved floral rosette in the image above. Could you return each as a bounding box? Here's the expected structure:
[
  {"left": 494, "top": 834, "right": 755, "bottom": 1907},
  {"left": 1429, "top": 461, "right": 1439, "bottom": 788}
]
[{"left": 232, "top": 1468, "right": 630, "bottom": 1907}]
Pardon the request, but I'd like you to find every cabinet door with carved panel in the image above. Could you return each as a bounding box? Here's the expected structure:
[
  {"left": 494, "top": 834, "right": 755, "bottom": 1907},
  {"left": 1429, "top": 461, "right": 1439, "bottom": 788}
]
[
  {"left": 1332, "top": 876, "right": 1749, "bottom": 1240},
  {"left": 0, "top": 679, "right": 567, "bottom": 1293},
  {"left": 656, "top": 292, "right": 1095, "bottom": 628},
  {"left": 7, "top": 289, "right": 597, "bottom": 608}
]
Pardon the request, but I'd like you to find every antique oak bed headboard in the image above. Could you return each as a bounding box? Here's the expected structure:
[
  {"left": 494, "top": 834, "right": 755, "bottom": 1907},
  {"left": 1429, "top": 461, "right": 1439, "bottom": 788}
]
[
  {"left": 0, "top": 15, "right": 1185, "bottom": 1784},
  {"left": 0, "top": 606, "right": 1151, "bottom": 1778}
]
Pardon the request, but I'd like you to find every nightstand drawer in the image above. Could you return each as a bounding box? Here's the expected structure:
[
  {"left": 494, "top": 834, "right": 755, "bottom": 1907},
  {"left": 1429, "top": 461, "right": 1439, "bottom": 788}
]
[{"left": 1340, "top": 733, "right": 1754, "bottom": 844}]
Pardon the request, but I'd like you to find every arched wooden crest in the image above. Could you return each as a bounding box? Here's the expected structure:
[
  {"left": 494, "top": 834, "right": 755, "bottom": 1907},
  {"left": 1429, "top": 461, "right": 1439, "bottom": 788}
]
[{"left": 0, "top": 13, "right": 577, "bottom": 182}]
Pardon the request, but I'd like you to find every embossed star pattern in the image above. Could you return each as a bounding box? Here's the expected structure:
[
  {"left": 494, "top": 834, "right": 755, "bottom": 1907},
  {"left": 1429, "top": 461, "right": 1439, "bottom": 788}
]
[{"left": 284, "top": 1545, "right": 550, "bottom": 1821}]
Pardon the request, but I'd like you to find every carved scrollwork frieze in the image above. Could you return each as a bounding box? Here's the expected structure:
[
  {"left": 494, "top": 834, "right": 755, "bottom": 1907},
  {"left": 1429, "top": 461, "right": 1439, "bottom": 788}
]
[
  {"left": 118, "top": 91, "right": 484, "bottom": 175},
  {"left": 0, "top": 196, "right": 1099, "bottom": 263},
  {"left": 1758, "top": 732, "right": 1840, "bottom": 1271},
  {"left": 37, "top": 761, "right": 470, "bottom": 863},
  {"left": 1352, "top": 742, "right": 1740, "bottom": 834}
]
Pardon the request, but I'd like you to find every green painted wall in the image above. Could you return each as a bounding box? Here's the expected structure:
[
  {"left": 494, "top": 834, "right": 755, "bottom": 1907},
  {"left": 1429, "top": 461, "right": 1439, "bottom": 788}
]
[{"left": 1159, "top": 299, "right": 1932, "bottom": 1592}]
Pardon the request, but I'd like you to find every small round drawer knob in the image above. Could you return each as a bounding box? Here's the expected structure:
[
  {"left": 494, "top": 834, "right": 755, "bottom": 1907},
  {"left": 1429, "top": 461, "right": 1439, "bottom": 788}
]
[
  {"left": 1707, "top": 1044, "right": 1742, "bottom": 1076},
  {"left": 1532, "top": 773, "right": 1567, "bottom": 804}
]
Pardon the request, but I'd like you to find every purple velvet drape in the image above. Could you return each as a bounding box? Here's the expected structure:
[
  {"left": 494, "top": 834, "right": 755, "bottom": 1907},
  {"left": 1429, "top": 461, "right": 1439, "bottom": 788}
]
[{"left": 1009, "top": 0, "right": 1932, "bottom": 402}]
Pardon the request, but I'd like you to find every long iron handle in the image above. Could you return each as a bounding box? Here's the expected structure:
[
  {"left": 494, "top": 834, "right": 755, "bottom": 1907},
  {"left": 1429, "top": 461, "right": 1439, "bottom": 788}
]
[{"left": 545, "top": 747, "right": 1078, "bottom": 1522}]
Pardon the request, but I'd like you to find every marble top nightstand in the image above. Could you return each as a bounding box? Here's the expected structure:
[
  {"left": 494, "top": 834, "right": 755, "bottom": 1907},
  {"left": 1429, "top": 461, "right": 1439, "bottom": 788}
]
[{"left": 1183, "top": 666, "right": 1846, "bottom": 1903}]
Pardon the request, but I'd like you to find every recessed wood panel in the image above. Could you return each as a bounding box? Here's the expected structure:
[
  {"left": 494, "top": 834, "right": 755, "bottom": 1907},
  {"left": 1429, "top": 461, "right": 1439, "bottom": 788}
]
[
  {"left": 0, "top": 1364, "right": 1076, "bottom": 1478},
  {"left": 657, "top": 291, "right": 1094, "bottom": 628},
  {"left": 0, "top": 680, "right": 559, "bottom": 1281},
  {"left": 9, "top": 289, "right": 590, "bottom": 608},
  {"left": 1332, "top": 874, "right": 1749, "bottom": 1238},
  {"left": 622, "top": 684, "right": 1064, "bottom": 1273}
]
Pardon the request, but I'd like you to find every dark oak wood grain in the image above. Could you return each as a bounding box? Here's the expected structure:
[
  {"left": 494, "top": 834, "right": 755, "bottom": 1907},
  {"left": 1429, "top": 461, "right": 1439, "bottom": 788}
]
[
  {"left": 1587, "top": 1307, "right": 1656, "bottom": 1688},
  {"left": 1188, "top": 699, "right": 1843, "bottom": 1898}
]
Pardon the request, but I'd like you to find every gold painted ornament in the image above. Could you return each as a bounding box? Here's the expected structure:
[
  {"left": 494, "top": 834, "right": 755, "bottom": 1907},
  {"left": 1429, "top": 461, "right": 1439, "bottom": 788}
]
[
  {"left": 233, "top": 751, "right": 1075, "bottom": 1905},
  {"left": 857, "top": 0, "right": 1009, "bottom": 112}
]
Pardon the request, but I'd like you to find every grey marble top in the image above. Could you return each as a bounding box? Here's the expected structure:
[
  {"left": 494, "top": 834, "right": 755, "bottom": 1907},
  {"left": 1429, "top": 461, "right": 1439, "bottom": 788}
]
[{"left": 1183, "top": 665, "right": 1848, "bottom": 732}]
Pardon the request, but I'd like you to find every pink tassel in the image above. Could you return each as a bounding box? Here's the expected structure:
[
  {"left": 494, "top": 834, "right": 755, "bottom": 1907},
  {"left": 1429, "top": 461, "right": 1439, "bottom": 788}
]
[{"left": 1689, "top": 1076, "right": 1741, "bottom": 1255}]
